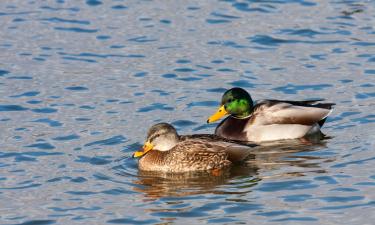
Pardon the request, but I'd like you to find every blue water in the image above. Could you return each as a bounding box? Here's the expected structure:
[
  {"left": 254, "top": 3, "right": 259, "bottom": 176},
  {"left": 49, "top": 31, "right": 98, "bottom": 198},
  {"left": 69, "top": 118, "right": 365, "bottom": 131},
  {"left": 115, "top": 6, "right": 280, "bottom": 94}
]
[{"left": 0, "top": 0, "right": 374, "bottom": 224}]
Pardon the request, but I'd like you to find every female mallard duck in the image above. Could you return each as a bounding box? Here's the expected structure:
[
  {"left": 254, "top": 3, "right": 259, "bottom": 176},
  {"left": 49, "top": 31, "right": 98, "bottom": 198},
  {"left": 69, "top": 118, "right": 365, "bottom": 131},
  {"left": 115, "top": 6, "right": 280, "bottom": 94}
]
[
  {"left": 207, "top": 87, "right": 335, "bottom": 142},
  {"left": 133, "top": 123, "right": 256, "bottom": 172}
]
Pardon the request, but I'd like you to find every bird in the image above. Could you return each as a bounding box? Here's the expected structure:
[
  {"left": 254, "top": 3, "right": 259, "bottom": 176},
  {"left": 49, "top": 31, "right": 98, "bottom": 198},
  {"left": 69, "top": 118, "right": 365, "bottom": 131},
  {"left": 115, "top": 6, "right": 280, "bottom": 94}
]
[
  {"left": 207, "top": 87, "right": 335, "bottom": 143},
  {"left": 133, "top": 123, "right": 257, "bottom": 173}
]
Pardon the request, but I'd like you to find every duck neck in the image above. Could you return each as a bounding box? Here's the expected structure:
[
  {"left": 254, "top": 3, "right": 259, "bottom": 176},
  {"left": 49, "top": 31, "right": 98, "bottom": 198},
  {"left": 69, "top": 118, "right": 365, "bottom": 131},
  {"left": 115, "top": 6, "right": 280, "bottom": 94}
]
[{"left": 232, "top": 108, "right": 252, "bottom": 120}]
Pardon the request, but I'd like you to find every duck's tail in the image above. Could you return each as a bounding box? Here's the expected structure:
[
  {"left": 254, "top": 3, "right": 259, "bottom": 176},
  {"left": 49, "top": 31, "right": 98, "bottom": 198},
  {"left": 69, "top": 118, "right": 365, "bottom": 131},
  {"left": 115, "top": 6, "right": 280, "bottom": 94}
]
[{"left": 315, "top": 102, "right": 335, "bottom": 127}]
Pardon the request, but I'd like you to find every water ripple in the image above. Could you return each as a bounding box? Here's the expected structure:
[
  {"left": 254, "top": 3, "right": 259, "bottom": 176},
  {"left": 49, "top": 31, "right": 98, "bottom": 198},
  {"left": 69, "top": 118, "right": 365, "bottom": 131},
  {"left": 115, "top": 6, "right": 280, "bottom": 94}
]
[
  {"left": 128, "top": 36, "right": 158, "bottom": 43},
  {"left": 107, "top": 218, "right": 159, "bottom": 224},
  {"left": 0, "top": 104, "right": 28, "bottom": 111},
  {"left": 257, "top": 180, "right": 319, "bottom": 192},
  {"left": 86, "top": 0, "right": 102, "bottom": 6},
  {"left": 10, "top": 91, "right": 40, "bottom": 98},
  {"left": 40, "top": 17, "right": 90, "bottom": 25},
  {"left": 249, "top": 34, "right": 346, "bottom": 47},
  {"left": 84, "top": 135, "right": 126, "bottom": 147},
  {"left": 0, "top": 69, "right": 10, "bottom": 76},
  {"left": 25, "top": 142, "right": 55, "bottom": 150},
  {"left": 31, "top": 107, "right": 57, "bottom": 114},
  {"left": 32, "top": 118, "right": 62, "bottom": 127},
  {"left": 111, "top": 5, "right": 127, "bottom": 10},
  {"left": 54, "top": 27, "right": 98, "bottom": 33},
  {"left": 137, "top": 103, "right": 174, "bottom": 112},
  {"left": 52, "top": 134, "right": 80, "bottom": 141},
  {"left": 16, "top": 219, "right": 56, "bottom": 225},
  {"left": 272, "top": 83, "right": 333, "bottom": 94}
]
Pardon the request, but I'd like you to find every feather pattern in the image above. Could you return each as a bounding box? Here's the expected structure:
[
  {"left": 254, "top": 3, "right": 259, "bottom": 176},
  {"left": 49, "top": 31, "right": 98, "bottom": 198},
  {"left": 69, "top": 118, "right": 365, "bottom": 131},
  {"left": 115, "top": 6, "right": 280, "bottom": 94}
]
[
  {"left": 215, "top": 99, "right": 335, "bottom": 142},
  {"left": 137, "top": 123, "right": 257, "bottom": 173},
  {"left": 250, "top": 100, "right": 334, "bottom": 126},
  {"left": 138, "top": 140, "right": 232, "bottom": 172}
]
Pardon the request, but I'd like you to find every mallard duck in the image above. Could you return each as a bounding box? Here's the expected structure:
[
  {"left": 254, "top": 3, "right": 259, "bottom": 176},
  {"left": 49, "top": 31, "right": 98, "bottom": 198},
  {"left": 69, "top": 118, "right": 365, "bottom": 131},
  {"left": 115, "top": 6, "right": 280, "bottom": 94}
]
[
  {"left": 133, "top": 123, "right": 256, "bottom": 172},
  {"left": 207, "top": 87, "right": 335, "bottom": 142}
]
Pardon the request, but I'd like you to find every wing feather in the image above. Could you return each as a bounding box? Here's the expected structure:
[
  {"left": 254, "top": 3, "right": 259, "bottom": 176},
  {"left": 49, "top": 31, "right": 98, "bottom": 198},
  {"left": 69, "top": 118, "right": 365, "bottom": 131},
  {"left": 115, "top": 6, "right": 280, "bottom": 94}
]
[
  {"left": 251, "top": 100, "right": 334, "bottom": 126},
  {"left": 166, "top": 140, "right": 231, "bottom": 171}
]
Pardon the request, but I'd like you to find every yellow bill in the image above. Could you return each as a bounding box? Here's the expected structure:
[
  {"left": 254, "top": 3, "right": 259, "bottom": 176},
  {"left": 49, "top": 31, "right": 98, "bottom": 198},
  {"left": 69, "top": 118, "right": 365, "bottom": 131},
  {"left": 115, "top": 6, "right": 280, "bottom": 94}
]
[
  {"left": 207, "top": 105, "right": 228, "bottom": 123},
  {"left": 133, "top": 141, "right": 154, "bottom": 158}
]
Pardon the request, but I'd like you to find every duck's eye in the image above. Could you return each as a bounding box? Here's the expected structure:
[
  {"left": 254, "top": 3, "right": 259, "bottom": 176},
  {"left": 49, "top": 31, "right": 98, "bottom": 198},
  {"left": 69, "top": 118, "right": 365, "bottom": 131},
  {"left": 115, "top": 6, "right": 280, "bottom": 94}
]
[{"left": 227, "top": 99, "right": 232, "bottom": 103}]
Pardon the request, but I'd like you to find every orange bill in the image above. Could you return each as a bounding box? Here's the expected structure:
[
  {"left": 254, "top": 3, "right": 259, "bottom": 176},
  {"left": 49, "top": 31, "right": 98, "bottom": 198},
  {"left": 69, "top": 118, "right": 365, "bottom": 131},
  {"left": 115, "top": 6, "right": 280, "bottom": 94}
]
[
  {"left": 207, "top": 105, "right": 228, "bottom": 123},
  {"left": 133, "top": 141, "right": 154, "bottom": 158}
]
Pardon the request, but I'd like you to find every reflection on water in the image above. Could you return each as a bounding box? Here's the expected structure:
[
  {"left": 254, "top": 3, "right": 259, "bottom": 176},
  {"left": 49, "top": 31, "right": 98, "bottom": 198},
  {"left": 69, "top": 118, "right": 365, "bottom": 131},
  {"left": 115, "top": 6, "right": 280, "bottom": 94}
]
[
  {"left": 133, "top": 167, "right": 257, "bottom": 198},
  {"left": 115, "top": 158, "right": 241, "bottom": 198},
  {"left": 247, "top": 138, "right": 330, "bottom": 174}
]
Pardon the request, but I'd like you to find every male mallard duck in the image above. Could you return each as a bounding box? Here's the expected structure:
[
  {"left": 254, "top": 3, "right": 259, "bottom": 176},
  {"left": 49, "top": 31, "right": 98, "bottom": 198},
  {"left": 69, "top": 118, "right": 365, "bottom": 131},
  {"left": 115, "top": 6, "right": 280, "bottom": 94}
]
[
  {"left": 133, "top": 123, "right": 256, "bottom": 172},
  {"left": 207, "top": 87, "right": 335, "bottom": 142}
]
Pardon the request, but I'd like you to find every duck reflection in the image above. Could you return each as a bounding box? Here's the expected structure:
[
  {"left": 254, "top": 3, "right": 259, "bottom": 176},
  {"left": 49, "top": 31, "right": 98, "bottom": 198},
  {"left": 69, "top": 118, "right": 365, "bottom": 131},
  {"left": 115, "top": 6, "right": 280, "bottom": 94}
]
[
  {"left": 133, "top": 164, "right": 259, "bottom": 198},
  {"left": 244, "top": 138, "right": 330, "bottom": 179}
]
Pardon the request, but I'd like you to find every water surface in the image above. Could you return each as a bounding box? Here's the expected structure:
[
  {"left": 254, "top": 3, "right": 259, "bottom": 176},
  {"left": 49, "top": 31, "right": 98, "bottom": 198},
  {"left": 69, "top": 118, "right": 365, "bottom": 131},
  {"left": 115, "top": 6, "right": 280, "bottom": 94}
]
[{"left": 0, "top": 0, "right": 374, "bottom": 224}]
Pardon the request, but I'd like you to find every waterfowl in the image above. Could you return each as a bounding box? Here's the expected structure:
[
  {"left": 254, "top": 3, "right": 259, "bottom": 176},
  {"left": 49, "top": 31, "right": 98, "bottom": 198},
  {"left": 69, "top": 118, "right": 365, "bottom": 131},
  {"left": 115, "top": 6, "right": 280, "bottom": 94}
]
[
  {"left": 133, "top": 123, "right": 256, "bottom": 173},
  {"left": 207, "top": 87, "right": 335, "bottom": 143}
]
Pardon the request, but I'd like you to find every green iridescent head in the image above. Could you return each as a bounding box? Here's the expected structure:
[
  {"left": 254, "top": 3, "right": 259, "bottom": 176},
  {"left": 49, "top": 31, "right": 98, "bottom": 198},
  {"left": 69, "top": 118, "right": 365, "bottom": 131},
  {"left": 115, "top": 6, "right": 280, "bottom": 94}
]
[
  {"left": 222, "top": 87, "right": 254, "bottom": 117},
  {"left": 207, "top": 87, "right": 253, "bottom": 123}
]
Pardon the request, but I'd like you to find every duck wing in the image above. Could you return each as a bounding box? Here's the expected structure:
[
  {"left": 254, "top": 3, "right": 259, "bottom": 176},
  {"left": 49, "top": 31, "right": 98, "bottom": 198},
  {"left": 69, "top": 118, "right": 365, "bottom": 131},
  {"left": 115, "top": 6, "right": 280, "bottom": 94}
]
[
  {"left": 180, "top": 134, "right": 258, "bottom": 147},
  {"left": 251, "top": 100, "right": 335, "bottom": 127},
  {"left": 191, "top": 139, "right": 257, "bottom": 163},
  {"left": 166, "top": 140, "right": 231, "bottom": 171},
  {"left": 222, "top": 143, "right": 256, "bottom": 162},
  {"left": 176, "top": 138, "right": 256, "bottom": 163},
  {"left": 260, "top": 99, "right": 335, "bottom": 109},
  {"left": 180, "top": 134, "right": 228, "bottom": 142}
]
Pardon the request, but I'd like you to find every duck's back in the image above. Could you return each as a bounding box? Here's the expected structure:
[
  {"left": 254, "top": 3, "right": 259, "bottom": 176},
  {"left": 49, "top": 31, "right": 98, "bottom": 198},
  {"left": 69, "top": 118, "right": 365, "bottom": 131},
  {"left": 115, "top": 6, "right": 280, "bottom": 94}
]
[{"left": 138, "top": 140, "right": 231, "bottom": 173}]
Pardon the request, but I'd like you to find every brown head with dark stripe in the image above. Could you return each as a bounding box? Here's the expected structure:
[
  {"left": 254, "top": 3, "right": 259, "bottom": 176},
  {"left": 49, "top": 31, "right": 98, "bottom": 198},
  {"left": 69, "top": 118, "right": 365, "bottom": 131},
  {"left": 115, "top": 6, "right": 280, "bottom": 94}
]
[{"left": 133, "top": 123, "right": 180, "bottom": 157}]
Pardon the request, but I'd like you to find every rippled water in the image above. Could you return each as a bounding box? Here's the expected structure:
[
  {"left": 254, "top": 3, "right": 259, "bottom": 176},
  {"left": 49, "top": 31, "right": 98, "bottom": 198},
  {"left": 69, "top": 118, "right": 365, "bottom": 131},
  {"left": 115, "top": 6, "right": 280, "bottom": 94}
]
[{"left": 1, "top": 0, "right": 374, "bottom": 224}]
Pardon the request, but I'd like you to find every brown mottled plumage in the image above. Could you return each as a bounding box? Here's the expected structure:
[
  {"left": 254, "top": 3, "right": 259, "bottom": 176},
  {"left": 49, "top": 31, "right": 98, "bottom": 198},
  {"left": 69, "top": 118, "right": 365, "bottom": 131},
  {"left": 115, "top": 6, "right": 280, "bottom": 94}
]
[
  {"left": 134, "top": 123, "right": 256, "bottom": 173},
  {"left": 139, "top": 140, "right": 231, "bottom": 172}
]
